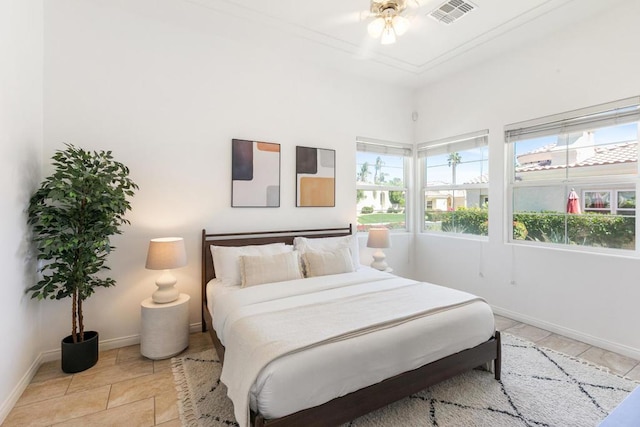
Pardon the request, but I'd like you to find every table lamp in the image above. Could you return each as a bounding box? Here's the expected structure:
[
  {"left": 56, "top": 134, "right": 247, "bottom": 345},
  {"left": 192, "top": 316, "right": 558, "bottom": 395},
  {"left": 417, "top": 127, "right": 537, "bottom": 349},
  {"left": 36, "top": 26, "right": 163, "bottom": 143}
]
[
  {"left": 145, "top": 237, "right": 187, "bottom": 303},
  {"left": 366, "top": 228, "right": 390, "bottom": 271}
]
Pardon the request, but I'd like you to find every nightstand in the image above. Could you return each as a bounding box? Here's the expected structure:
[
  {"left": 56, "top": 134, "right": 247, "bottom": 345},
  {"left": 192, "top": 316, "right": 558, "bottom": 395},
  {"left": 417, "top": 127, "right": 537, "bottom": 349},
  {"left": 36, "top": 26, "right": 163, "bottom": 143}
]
[{"left": 140, "top": 293, "right": 190, "bottom": 359}]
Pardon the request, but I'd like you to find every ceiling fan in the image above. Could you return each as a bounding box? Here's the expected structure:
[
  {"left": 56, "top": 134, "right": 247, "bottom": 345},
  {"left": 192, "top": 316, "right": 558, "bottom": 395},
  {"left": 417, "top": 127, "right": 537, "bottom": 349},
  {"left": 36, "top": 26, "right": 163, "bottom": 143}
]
[{"left": 366, "top": 0, "right": 420, "bottom": 45}]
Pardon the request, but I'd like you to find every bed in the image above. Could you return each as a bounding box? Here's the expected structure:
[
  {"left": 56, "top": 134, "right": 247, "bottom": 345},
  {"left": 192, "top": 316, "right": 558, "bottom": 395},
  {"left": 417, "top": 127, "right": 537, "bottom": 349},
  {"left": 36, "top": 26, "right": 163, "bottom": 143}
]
[{"left": 201, "top": 225, "right": 501, "bottom": 427}]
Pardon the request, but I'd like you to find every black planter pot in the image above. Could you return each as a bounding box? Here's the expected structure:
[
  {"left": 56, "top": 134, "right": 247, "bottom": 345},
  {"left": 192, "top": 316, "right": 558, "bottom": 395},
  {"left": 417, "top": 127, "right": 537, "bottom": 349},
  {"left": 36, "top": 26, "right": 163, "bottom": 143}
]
[{"left": 61, "top": 331, "right": 99, "bottom": 373}]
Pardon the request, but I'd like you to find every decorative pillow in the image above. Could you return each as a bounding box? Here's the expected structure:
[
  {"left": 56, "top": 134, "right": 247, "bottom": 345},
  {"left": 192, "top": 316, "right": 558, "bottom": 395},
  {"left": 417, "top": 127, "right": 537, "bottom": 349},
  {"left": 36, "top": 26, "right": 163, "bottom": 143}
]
[
  {"left": 210, "top": 243, "right": 292, "bottom": 286},
  {"left": 239, "top": 251, "right": 303, "bottom": 287},
  {"left": 302, "top": 247, "right": 355, "bottom": 277},
  {"left": 293, "top": 234, "right": 360, "bottom": 270}
]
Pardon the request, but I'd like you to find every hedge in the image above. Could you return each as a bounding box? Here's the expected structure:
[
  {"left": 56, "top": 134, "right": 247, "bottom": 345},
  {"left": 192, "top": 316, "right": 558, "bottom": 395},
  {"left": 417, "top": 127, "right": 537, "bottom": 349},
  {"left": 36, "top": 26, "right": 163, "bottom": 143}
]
[
  {"left": 426, "top": 207, "right": 488, "bottom": 236},
  {"left": 426, "top": 208, "right": 635, "bottom": 248},
  {"left": 515, "top": 211, "right": 634, "bottom": 248}
]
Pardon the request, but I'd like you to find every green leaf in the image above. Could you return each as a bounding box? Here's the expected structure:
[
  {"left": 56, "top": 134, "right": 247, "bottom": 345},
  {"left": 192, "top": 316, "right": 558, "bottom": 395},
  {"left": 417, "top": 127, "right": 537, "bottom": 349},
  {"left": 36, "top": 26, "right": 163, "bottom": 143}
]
[{"left": 27, "top": 143, "right": 138, "bottom": 335}]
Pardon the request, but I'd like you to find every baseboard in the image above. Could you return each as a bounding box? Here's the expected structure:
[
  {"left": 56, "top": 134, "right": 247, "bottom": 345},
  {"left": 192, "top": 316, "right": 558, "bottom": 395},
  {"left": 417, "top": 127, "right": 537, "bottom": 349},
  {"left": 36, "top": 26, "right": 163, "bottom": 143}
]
[
  {"left": 0, "top": 352, "right": 43, "bottom": 424},
  {"left": 40, "top": 322, "right": 204, "bottom": 363},
  {"left": 190, "top": 322, "right": 203, "bottom": 334},
  {"left": 1, "top": 321, "right": 205, "bottom": 423},
  {"left": 492, "top": 305, "right": 640, "bottom": 360}
]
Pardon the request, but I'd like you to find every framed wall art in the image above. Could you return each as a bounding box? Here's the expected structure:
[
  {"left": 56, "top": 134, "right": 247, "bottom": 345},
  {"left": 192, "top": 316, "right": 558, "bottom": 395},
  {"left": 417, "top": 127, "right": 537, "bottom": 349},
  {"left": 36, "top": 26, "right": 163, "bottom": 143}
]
[
  {"left": 296, "top": 146, "right": 335, "bottom": 207},
  {"left": 232, "top": 139, "right": 280, "bottom": 207}
]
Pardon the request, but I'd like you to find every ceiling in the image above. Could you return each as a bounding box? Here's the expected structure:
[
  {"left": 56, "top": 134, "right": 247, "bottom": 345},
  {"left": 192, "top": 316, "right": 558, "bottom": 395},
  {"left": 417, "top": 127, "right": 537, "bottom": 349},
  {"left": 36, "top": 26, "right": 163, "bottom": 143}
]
[{"left": 183, "top": 0, "right": 623, "bottom": 88}]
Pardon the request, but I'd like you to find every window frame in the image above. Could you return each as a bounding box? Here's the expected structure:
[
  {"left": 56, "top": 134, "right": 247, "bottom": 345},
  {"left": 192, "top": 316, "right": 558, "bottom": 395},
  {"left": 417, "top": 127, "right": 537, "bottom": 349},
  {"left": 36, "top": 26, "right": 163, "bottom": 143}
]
[
  {"left": 356, "top": 137, "right": 413, "bottom": 232},
  {"left": 616, "top": 189, "right": 636, "bottom": 216},
  {"left": 418, "top": 129, "right": 490, "bottom": 238},
  {"left": 505, "top": 96, "right": 640, "bottom": 254}
]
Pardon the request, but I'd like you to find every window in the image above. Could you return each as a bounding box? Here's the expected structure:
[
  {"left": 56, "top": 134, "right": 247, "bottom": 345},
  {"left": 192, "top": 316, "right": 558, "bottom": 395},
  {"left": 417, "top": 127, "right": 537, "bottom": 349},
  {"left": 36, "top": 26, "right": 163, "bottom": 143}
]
[
  {"left": 418, "top": 130, "right": 489, "bottom": 236},
  {"left": 506, "top": 97, "right": 640, "bottom": 251},
  {"left": 356, "top": 137, "right": 412, "bottom": 232},
  {"left": 581, "top": 189, "right": 636, "bottom": 216},
  {"left": 616, "top": 190, "right": 636, "bottom": 216}
]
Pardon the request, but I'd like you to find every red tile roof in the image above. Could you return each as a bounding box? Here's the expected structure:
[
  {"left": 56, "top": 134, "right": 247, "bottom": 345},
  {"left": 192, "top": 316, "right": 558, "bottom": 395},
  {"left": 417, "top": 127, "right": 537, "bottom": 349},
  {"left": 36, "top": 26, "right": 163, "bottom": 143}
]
[{"left": 516, "top": 142, "right": 638, "bottom": 172}]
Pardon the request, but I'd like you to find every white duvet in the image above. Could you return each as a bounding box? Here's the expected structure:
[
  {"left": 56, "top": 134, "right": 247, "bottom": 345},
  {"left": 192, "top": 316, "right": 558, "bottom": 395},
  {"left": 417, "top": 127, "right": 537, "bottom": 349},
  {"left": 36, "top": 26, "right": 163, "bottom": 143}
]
[{"left": 208, "top": 269, "right": 495, "bottom": 426}]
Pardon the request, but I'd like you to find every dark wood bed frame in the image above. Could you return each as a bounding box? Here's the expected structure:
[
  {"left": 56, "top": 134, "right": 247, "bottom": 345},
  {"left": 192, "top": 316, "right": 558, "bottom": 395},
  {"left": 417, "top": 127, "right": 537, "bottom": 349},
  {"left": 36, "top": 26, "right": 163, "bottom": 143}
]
[{"left": 201, "top": 225, "right": 501, "bottom": 427}]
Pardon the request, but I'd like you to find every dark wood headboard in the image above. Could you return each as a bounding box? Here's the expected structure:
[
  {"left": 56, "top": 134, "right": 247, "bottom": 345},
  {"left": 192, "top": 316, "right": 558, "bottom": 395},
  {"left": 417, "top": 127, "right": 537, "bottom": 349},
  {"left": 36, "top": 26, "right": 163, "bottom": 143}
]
[{"left": 201, "top": 225, "right": 352, "bottom": 332}]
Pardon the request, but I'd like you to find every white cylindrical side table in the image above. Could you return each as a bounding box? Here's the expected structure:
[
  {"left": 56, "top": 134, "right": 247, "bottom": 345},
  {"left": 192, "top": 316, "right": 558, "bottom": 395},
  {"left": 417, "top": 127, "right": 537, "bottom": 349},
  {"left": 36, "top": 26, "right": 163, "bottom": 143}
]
[{"left": 141, "top": 293, "right": 190, "bottom": 360}]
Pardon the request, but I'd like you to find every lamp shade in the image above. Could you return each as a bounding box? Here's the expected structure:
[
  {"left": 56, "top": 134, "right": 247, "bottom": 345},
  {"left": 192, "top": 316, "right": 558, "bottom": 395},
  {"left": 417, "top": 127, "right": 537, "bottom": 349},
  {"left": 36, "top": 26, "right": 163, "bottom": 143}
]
[
  {"left": 367, "top": 17, "right": 386, "bottom": 38},
  {"left": 380, "top": 25, "right": 396, "bottom": 45},
  {"left": 367, "top": 228, "right": 391, "bottom": 249},
  {"left": 145, "top": 237, "right": 187, "bottom": 270},
  {"left": 392, "top": 15, "right": 410, "bottom": 36}
]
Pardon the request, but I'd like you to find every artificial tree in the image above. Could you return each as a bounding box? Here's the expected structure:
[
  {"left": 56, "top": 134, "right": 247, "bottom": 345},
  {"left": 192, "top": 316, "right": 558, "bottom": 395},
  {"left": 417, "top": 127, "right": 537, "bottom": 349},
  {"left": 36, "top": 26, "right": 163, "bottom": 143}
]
[{"left": 27, "top": 144, "right": 138, "bottom": 347}]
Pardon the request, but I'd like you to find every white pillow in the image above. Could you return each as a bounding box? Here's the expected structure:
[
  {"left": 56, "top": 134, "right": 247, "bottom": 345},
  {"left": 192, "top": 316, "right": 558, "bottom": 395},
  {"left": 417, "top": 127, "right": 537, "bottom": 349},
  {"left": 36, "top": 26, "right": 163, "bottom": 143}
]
[
  {"left": 293, "top": 234, "right": 360, "bottom": 270},
  {"left": 240, "top": 251, "right": 303, "bottom": 287},
  {"left": 302, "top": 248, "right": 355, "bottom": 278},
  {"left": 210, "top": 243, "right": 292, "bottom": 286}
]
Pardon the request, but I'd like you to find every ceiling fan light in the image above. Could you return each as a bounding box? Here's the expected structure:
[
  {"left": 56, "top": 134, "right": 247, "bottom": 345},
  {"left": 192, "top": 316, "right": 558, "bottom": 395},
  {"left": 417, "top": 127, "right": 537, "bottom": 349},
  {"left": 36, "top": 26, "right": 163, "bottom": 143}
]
[
  {"left": 367, "top": 17, "right": 386, "bottom": 38},
  {"left": 380, "top": 25, "right": 396, "bottom": 45},
  {"left": 392, "top": 15, "right": 410, "bottom": 36}
]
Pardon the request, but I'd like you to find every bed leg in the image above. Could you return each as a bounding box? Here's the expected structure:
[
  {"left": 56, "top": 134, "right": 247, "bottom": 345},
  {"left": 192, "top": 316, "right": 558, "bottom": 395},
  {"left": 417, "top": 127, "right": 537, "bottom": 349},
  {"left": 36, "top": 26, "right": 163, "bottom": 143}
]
[
  {"left": 480, "top": 361, "right": 492, "bottom": 372},
  {"left": 253, "top": 414, "right": 265, "bottom": 427},
  {"left": 494, "top": 330, "right": 502, "bottom": 381}
]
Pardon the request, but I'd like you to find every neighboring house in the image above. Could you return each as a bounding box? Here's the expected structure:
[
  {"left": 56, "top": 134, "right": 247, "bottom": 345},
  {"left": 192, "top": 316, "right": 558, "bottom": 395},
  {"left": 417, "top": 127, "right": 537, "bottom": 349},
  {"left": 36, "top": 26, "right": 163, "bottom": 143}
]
[
  {"left": 424, "top": 186, "right": 474, "bottom": 211},
  {"left": 424, "top": 176, "right": 488, "bottom": 212},
  {"left": 356, "top": 186, "right": 391, "bottom": 212},
  {"left": 461, "top": 174, "right": 489, "bottom": 208},
  {"left": 516, "top": 132, "right": 637, "bottom": 179},
  {"left": 515, "top": 132, "right": 637, "bottom": 214}
]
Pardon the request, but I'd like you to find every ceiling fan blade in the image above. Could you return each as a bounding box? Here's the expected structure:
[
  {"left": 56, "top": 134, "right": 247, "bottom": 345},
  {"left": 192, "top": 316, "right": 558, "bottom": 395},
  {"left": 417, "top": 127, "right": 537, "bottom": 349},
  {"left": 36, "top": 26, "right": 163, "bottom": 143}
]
[
  {"left": 359, "top": 9, "right": 376, "bottom": 22},
  {"left": 319, "top": 10, "right": 368, "bottom": 27}
]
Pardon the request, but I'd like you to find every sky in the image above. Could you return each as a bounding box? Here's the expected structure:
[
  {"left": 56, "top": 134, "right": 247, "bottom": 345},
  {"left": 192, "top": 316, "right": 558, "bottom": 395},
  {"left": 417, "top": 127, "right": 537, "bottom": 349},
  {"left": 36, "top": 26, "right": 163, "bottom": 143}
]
[{"left": 356, "top": 152, "right": 405, "bottom": 184}]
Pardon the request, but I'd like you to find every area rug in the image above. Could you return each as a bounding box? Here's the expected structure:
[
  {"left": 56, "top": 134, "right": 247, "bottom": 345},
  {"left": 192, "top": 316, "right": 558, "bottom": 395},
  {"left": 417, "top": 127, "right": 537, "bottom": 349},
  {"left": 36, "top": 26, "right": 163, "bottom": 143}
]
[{"left": 171, "top": 333, "right": 638, "bottom": 426}]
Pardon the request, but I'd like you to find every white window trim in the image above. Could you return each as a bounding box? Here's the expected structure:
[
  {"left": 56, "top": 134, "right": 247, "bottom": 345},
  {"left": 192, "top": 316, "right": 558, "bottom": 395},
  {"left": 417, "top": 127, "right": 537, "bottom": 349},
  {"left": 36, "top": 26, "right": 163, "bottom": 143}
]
[
  {"left": 505, "top": 97, "right": 640, "bottom": 254},
  {"left": 356, "top": 137, "right": 413, "bottom": 232},
  {"left": 418, "top": 130, "right": 489, "bottom": 237}
]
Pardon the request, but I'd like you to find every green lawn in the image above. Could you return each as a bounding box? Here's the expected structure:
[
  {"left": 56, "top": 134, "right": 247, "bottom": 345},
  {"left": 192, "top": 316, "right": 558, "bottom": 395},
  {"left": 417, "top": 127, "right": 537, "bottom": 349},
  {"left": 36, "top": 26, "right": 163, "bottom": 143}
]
[{"left": 357, "top": 213, "right": 404, "bottom": 224}]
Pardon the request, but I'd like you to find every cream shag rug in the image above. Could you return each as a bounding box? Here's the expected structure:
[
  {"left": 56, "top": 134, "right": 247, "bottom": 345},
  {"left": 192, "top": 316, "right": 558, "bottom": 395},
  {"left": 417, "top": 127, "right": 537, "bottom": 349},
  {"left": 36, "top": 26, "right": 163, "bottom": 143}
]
[{"left": 171, "top": 333, "right": 638, "bottom": 426}]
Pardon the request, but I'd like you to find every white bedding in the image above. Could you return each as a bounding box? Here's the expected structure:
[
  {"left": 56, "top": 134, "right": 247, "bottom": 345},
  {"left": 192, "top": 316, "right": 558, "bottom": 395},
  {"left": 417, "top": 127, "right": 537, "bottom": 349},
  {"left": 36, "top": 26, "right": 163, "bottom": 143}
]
[{"left": 207, "top": 269, "right": 495, "bottom": 425}]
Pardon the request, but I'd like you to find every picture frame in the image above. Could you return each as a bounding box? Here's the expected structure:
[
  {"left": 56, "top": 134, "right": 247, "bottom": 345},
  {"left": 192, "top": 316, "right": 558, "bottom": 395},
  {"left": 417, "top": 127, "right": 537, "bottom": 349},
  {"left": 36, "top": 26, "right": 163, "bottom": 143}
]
[
  {"left": 232, "top": 139, "right": 280, "bottom": 207},
  {"left": 296, "top": 146, "right": 335, "bottom": 207}
]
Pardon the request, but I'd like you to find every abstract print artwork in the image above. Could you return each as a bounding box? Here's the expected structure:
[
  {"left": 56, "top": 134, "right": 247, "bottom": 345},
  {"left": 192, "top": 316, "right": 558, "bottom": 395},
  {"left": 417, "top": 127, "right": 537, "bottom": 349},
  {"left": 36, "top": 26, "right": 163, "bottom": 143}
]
[
  {"left": 296, "top": 146, "right": 335, "bottom": 207},
  {"left": 232, "top": 139, "right": 280, "bottom": 207}
]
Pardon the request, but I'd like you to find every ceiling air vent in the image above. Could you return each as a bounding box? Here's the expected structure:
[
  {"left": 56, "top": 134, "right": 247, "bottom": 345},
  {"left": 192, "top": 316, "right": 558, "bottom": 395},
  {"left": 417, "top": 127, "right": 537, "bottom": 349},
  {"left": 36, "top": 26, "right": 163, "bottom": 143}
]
[{"left": 429, "top": 0, "right": 476, "bottom": 24}]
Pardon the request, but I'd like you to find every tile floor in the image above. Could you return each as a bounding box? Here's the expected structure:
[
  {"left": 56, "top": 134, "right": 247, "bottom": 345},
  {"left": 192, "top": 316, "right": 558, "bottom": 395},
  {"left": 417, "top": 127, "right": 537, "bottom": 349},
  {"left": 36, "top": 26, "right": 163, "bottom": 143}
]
[
  {"left": 2, "top": 332, "right": 213, "bottom": 427},
  {"left": 3, "top": 316, "right": 640, "bottom": 426}
]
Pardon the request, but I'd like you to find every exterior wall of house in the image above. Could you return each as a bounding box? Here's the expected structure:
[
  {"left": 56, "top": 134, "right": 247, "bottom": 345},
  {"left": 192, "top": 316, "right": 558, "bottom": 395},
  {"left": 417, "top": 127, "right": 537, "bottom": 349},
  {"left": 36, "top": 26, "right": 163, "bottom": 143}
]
[
  {"left": 414, "top": 0, "right": 640, "bottom": 358},
  {"left": 357, "top": 190, "right": 393, "bottom": 213}
]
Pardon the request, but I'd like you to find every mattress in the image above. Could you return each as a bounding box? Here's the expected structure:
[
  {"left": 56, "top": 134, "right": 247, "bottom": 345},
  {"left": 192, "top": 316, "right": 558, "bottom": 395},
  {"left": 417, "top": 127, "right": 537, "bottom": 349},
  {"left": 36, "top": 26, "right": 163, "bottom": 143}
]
[{"left": 207, "top": 269, "right": 495, "bottom": 420}]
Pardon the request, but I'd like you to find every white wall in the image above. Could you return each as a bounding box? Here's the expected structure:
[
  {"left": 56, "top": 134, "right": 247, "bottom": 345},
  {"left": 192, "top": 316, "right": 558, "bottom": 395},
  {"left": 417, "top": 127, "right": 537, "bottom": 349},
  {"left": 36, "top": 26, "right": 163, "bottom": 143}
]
[
  {"left": 414, "top": 0, "right": 640, "bottom": 358},
  {"left": 0, "top": 0, "right": 44, "bottom": 421},
  {"left": 40, "top": 0, "right": 414, "bottom": 354}
]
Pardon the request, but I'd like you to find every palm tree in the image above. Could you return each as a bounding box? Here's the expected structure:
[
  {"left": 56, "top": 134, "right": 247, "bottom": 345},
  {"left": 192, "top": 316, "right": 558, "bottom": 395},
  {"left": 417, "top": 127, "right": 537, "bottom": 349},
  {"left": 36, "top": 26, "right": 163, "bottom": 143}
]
[
  {"left": 447, "top": 152, "right": 462, "bottom": 184},
  {"left": 357, "top": 162, "right": 371, "bottom": 183},
  {"left": 373, "top": 156, "right": 385, "bottom": 184}
]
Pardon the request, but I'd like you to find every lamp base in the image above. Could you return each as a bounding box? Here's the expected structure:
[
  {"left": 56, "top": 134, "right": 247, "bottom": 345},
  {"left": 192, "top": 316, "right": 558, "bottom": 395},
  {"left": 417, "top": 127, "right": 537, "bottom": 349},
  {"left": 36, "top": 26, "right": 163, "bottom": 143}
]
[
  {"left": 152, "top": 271, "right": 180, "bottom": 304},
  {"left": 370, "top": 250, "right": 388, "bottom": 271}
]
